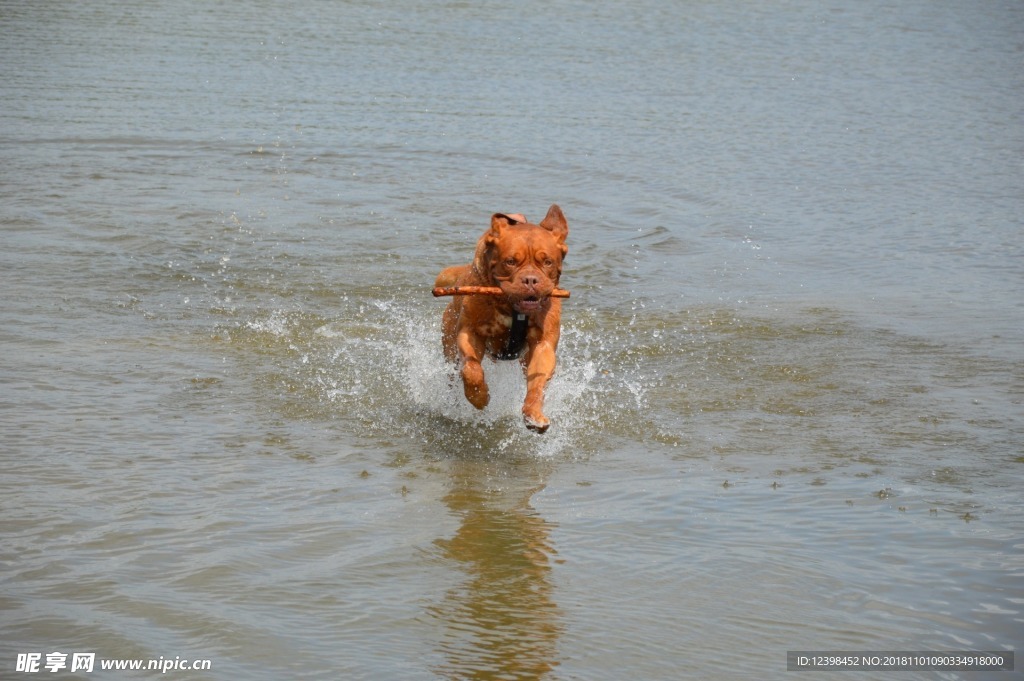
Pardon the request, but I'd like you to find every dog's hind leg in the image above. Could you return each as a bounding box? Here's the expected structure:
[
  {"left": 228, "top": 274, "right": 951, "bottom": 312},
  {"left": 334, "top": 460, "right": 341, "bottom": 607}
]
[{"left": 435, "top": 265, "right": 470, "bottom": 289}]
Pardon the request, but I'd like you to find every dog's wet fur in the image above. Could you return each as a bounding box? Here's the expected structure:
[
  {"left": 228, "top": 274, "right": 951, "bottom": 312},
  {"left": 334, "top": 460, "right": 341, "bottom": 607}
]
[{"left": 435, "top": 205, "right": 569, "bottom": 433}]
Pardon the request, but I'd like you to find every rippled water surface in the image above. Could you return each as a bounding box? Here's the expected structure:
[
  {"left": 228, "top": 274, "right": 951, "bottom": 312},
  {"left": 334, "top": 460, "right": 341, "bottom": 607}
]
[{"left": 2, "top": 1, "right": 1022, "bottom": 679}]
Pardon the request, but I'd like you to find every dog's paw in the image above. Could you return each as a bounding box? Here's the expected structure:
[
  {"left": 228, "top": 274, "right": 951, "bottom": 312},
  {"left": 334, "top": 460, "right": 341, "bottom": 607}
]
[
  {"left": 523, "top": 412, "right": 550, "bottom": 434},
  {"left": 464, "top": 383, "right": 489, "bottom": 410},
  {"left": 461, "top": 362, "right": 489, "bottom": 409}
]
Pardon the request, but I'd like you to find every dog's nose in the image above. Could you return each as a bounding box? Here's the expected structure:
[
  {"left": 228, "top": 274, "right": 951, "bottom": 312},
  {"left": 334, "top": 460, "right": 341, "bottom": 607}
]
[{"left": 521, "top": 274, "right": 540, "bottom": 289}]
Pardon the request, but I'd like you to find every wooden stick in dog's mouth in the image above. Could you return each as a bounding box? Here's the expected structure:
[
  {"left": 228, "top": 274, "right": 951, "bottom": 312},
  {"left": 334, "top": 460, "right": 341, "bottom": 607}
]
[{"left": 432, "top": 285, "right": 570, "bottom": 298}]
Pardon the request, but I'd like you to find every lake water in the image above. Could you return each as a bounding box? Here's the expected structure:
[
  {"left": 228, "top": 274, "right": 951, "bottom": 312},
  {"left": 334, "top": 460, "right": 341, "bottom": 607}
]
[{"left": 2, "top": 1, "right": 1022, "bottom": 679}]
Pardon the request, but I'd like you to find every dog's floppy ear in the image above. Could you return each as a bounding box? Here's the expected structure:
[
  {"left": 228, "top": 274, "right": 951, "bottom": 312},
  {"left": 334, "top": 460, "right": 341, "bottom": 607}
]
[
  {"left": 472, "top": 213, "right": 519, "bottom": 279},
  {"left": 493, "top": 212, "right": 526, "bottom": 227},
  {"left": 540, "top": 204, "right": 569, "bottom": 256}
]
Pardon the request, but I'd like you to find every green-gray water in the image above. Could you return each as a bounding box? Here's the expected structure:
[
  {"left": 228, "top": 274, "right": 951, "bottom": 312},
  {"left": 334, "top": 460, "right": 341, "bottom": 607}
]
[{"left": 3, "top": 1, "right": 1021, "bottom": 678}]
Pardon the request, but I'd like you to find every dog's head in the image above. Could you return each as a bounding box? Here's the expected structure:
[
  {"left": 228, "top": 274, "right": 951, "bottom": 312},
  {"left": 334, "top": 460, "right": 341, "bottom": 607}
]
[{"left": 472, "top": 204, "right": 569, "bottom": 313}]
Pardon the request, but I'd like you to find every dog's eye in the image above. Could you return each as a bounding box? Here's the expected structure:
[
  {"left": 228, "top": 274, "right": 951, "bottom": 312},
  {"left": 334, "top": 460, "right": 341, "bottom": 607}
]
[
  {"left": 543, "top": 258, "right": 554, "bottom": 268},
  {"left": 504, "top": 257, "right": 518, "bottom": 267}
]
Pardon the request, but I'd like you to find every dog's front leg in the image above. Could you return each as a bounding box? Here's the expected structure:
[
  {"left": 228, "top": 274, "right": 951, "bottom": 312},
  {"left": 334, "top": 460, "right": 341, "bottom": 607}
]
[
  {"left": 522, "top": 340, "right": 556, "bottom": 433},
  {"left": 457, "top": 329, "right": 489, "bottom": 409}
]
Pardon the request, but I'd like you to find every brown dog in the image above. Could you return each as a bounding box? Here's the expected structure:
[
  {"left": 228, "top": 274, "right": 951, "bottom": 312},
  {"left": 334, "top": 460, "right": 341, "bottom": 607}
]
[{"left": 435, "top": 205, "right": 569, "bottom": 433}]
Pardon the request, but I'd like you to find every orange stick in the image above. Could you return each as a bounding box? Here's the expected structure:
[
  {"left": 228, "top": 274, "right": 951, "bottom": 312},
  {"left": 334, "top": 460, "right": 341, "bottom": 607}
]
[{"left": 432, "top": 285, "right": 570, "bottom": 298}]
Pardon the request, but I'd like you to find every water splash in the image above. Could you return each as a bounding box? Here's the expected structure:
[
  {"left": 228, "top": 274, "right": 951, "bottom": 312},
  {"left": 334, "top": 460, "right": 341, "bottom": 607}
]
[
  {"left": 224, "top": 295, "right": 634, "bottom": 459},
  {"left": 346, "top": 299, "right": 609, "bottom": 459}
]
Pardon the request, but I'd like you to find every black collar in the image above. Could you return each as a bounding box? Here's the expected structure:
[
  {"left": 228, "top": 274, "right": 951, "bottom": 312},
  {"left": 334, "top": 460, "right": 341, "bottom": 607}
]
[{"left": 495, "top": 312, "right": 528, "bottom": 360}]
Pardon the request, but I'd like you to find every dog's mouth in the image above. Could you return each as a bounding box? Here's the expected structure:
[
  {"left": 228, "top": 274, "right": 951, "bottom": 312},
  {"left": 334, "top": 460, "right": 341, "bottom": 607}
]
[{"left": 513, "top": 295, "right": 544, "bottom": 313}]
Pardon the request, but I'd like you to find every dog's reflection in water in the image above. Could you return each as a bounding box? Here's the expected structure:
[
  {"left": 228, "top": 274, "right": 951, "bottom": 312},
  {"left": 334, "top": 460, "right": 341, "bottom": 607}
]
[{"left": 429, "top": 460, "right": 562, "bottom": 679}]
